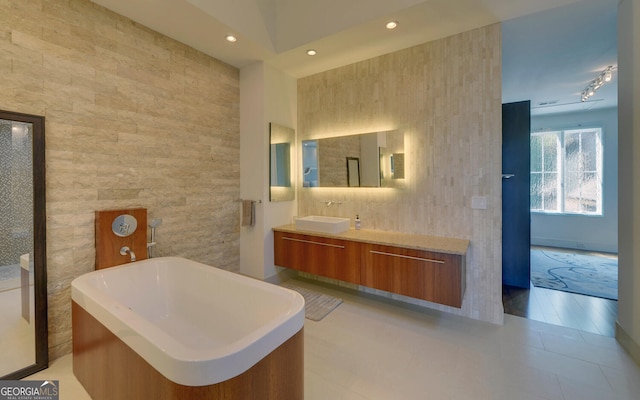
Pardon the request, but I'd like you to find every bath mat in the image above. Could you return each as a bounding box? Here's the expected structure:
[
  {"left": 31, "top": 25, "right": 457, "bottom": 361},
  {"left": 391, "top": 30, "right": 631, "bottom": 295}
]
[
  {"left": 530, "top": 249, "right": 618, "bottom": 300},
  {"left": 281, "top": 280, "right": 343, "bottom": 321}
]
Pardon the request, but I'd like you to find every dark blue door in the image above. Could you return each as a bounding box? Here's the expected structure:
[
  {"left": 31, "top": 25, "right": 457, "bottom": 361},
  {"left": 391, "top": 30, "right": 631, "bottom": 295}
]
[{"left": 502, "top": 101, "right": 531, "bottom": 288}]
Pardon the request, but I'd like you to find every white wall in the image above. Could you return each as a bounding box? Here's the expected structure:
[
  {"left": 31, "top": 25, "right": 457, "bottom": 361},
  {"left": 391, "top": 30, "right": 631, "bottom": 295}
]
[
  {"left": 239, "top": 62, "right": 297, "bottom": 280},
  {"left": 263, "top": 64, "right": 298, "bottom": 281},
  {"left": 531, "top": 107, "right": 618, "bottom": 253},
  {"left": 616, "top": 0, "right": 640, "bottom": 365},
  {"left": 240, "top": 63, "right": 267, "bottom": 279}
]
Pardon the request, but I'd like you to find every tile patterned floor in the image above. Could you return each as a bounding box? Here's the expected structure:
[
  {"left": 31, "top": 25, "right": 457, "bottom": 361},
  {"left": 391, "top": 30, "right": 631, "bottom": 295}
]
[{"left": 25, "top": 279, "right": 640, "bottom": 400}]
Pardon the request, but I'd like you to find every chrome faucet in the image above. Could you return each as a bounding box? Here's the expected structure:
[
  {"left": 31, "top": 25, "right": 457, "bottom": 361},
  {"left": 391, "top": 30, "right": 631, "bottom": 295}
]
[{"left": 120, "top": 246, "right": 136, "bottom": 262}]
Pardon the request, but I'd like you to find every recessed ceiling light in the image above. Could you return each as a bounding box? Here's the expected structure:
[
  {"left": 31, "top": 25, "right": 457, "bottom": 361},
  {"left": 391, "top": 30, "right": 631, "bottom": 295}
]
[
  {"left": 225, "top": 35, "right": 237, "bottom": 43},
  {"left": 306, "top": 49, "right": 317, "bottom": 56},
  {"left": 386, "top": 21, "right": 399, "bottom": 30}
]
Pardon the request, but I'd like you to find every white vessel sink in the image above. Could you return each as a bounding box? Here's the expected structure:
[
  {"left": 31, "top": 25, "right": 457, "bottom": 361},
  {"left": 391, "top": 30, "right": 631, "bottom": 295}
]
[{"left": 295, "top": 216, "right": 350, "bottom": 234}]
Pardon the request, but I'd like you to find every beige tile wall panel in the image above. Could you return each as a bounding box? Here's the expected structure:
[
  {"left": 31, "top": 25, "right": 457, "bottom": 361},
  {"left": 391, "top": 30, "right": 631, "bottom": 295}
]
[
  {"left": 297, "top": 24, "right": 503, "bottom": 324},
  {"left": 0, "top": 0, "right": 240, "bottom": 358}
]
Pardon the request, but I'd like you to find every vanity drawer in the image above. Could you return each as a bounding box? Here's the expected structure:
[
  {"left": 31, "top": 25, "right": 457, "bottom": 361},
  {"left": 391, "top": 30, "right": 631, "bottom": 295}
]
[
  {"left": 274, "top": 231, "right": 361, "bottom": 284},
  {"left": 361, "top": 244, "right": 465, "bottom": 308}
]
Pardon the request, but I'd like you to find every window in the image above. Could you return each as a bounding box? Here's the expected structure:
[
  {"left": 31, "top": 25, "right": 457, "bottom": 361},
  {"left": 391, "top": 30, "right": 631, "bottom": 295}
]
[{"left": 530, "top": 128, "right": 603, "bottom": 215}]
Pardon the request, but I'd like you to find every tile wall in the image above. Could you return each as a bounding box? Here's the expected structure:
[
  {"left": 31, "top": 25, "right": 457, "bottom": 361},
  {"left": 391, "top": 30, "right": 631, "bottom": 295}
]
[
  {"left": 0, "top": 0, "right": 240, "bottom": 358},
  {"left": 297, "top": 24, "right": 504, "bottom": 324}
]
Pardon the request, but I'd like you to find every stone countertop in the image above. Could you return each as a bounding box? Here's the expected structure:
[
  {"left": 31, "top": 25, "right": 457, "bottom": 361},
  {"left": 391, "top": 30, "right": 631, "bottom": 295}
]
[{"left": 273, "top": 224, "right": 469, "bottom": 255}]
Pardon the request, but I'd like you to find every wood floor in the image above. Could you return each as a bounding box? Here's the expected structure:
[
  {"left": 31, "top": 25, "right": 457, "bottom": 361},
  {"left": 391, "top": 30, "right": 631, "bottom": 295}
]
[
  {"left": 503, "top": 283, "right": 618, "bottom": 336},
  {"left": 503, "top": 247, "right": 618, "bottom": 337}
]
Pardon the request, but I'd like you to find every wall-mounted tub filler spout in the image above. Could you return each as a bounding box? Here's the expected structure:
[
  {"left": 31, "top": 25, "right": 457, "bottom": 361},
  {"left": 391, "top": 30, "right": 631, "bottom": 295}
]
[
  {"left": 120, "top": 246, "right": 136, "bottom": 262},
  {"left": 148, "top": 218, "right": 163, "bottom": 258}
]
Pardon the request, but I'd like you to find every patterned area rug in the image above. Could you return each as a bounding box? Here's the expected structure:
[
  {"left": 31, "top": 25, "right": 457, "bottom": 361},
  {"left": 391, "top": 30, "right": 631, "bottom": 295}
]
[
  {"left": 530, "top": 249, "right": 618, "bottom": 300},
  {"left": 281, "top": 280, "right": 343, "bottom": 321}
]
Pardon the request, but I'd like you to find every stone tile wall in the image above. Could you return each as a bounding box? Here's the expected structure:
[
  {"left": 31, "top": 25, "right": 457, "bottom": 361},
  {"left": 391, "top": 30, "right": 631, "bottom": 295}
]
[
  {"left": 0, "top": 0, "right": 240, "bottom": 358},
  {"left": 297, "top": 24, "right": 504, "bottom": 324}
]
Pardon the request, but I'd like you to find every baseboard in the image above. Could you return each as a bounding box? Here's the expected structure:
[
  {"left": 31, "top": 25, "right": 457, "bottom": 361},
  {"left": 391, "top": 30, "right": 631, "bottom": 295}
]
[
  {"left": 615, "top": 322, "right": 640, "bottom": 366},
  {"left": 531, "top": 237, "right": 618, "bottom": 254},
  {"left": 263, "top": 268, "right": 297, "bottom": 285}
]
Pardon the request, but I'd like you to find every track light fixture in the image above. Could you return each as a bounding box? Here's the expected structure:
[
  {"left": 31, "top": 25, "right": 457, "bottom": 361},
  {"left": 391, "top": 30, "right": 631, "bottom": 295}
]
[{"left": 581, "top": 66, "right": 614, "bottom": 102}]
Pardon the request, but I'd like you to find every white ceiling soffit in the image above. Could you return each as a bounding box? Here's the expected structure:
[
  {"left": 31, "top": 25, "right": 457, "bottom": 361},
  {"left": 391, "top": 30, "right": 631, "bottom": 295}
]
[
  {"left": 269, "top": 0, "right": 427, "bottom": 52},
  {"left": 269, "top": 0, "right": 512, "bottom": 77},
  {"left": 186, "top": 0, "right": 277, "bottom": 51},
  {"left": 90, "top": 0, "right": 586, "bottom": 78}
]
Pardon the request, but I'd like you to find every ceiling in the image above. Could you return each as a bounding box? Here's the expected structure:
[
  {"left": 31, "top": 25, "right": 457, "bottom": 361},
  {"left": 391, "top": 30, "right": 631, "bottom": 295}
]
[
  {"left": 502, "top": 0, "right": 618, "bottom": 116},
  {"left": 90, "top": 0, "right": 618, "bottom": 116}
]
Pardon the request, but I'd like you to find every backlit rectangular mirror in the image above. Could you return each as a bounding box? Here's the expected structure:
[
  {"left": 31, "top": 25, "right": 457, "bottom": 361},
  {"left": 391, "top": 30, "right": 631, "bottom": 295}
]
[
  {"left": 302, "top": 130, "right": 404, "bottom": 188},
  {"left": 269, "top": 123, "right": 295, "bottom": 201}
]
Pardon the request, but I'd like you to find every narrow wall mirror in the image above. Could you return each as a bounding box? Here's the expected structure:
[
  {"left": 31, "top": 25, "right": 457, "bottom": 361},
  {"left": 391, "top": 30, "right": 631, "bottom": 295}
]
[
  {"left": 269, "top": 123, "right": 295, "bottom": 201},
  {"left": 302, "top": 130, "right": 404, "bottom": 188},
  {"left": 0, "top": 110, "right": 48, "bottom": 379}
]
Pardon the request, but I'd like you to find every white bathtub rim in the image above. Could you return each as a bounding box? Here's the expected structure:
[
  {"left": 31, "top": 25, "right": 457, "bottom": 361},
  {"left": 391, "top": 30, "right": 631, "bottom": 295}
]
[
  {"left": 71, "top": 257, "right": 305, "bottom": 386},
  {"left": 71, "top": 259, "right": 303, "bottom": 359}
]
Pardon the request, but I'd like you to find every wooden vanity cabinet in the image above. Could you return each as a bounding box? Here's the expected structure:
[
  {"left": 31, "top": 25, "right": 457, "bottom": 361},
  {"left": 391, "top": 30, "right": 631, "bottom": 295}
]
[
  {"left": 360, "top": 244, "right": 434, "bottom": 302},
  {"left": 360, "top": 244, "right": 465, "bottom": 308},
  {"left": 274, "top": 231, "right": 361, "bottom": 284},
  {"left": 273, "top": 228, "right": 467, "bottom": 308}
]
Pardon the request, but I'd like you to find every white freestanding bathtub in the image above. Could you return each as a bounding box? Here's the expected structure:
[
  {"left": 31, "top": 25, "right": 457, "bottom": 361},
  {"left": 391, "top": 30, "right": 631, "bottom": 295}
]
[{"left": 71, "top": 256, "right": 305, "bottom": 392}]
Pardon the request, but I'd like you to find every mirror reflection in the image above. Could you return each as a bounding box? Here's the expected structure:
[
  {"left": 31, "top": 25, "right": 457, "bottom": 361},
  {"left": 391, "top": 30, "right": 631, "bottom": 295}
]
[
  {"left": 390, "top": 153, "right": 405, "bottom": 179},
  {"left": 269, "top": 123, "right": 295, "bottom": 201},
  {"left": 0, "top": 110, "right": 47, "bottom": 379},
  {"left": 270, "top": 143, "right": 291, "bottom": 187},
  {"left": 302, "top": 130, "right": 404, "bottom": 188}
]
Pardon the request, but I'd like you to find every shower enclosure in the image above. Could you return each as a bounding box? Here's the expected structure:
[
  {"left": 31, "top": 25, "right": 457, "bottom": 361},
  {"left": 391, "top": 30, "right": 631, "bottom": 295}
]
[{"left": 0, "top": 119, "right": 34, "bottom": 292}]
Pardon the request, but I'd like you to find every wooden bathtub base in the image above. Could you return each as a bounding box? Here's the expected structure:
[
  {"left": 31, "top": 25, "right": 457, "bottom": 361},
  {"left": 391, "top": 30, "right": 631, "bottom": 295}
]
[{"left": 72, "top": 302, "right": 304, "bottom": 400}]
